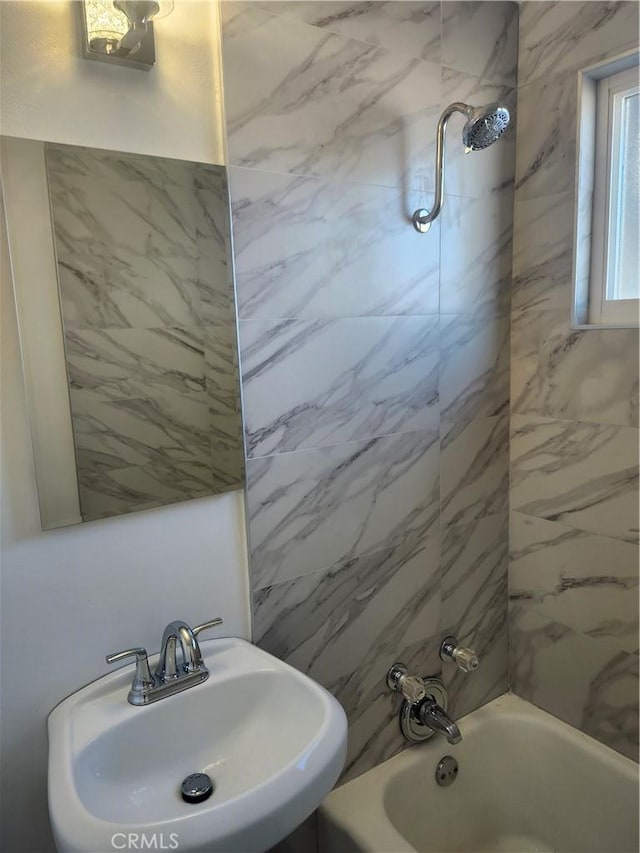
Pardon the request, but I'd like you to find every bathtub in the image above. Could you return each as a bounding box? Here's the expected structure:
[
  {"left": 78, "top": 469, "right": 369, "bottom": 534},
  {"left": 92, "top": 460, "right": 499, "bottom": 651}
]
[{"left": 318, "top": 693, "right": 639, "bottom": 853}]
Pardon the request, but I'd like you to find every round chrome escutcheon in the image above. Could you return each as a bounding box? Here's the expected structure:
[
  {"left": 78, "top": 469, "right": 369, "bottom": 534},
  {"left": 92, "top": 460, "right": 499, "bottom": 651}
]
[{"left": 399, "top": 677, "right": 448, "bottom": 743}]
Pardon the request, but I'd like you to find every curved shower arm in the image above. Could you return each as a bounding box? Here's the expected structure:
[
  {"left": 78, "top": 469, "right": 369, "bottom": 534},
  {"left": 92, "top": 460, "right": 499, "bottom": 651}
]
[{"left": 412, "top": 102, "right": 471, "bottom": 234}]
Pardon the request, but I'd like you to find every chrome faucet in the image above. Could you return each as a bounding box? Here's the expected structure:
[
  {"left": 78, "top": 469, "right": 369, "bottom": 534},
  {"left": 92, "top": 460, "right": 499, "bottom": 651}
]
[
  {"left": 387, "top": 663, "right": 462, "bottom": 745},
  {"left": 415, "top": 695, "right": 462, "bottom": 745},
  {"left": 156, "top": 619, "right": 207, "bottom": 681},
  {"left": 106, "top": 617, "right": 223, "bottom": 706}
]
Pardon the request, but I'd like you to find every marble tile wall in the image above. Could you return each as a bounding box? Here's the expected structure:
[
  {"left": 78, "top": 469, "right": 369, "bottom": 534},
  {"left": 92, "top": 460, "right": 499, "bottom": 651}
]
[
  {"left": 509, "top": 1, "right": 639, "bottom": 762},
  {"left": 46, "top": 145, "right": 244, "bottom": 521},
  {"left": 222, "top": 0, "right": 517, "bottom": 783}
]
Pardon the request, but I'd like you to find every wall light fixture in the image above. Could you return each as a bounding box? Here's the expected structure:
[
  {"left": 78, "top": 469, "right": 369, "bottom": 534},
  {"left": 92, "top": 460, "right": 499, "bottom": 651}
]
[{"left": 80, "top": 1, "right": 174, "bottom": 70}]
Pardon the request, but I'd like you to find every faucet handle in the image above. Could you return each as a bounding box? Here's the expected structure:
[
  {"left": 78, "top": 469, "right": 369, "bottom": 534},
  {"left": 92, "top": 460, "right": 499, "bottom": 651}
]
[
  {"left": 387, "top": 663, "right": 426, "bottom": 703},
  {"left": 440, "top": 636, "right": 479, "bottom": 672},
  {"left": 192, "top": 617, "right": 223, "bottom": 637},
  {"left": 106, "top": 647, "right": 155, "bottom": 694},
  {"left": 106, "top": 646, "right": 149, "bottom": 665},
  {"left": 399, "top": 674, "right": 426, "bottom": 703}
]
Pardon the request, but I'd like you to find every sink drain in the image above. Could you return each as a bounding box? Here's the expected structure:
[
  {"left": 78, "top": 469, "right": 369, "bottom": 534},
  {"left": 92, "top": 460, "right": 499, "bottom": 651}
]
[
  {"left": 435, "top": 755, "right": 459, "bottom": 787},
  {"left": 181, "top": 772, "right": 214, "bottom": 804}
]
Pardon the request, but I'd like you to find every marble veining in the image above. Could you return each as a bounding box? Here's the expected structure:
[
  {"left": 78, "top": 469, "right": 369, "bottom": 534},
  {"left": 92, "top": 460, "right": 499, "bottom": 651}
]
[
  {"left": 510, "top": 415, "right": 639, "bottom": 544},
  {"left": 241, "top": 315, "right": 439, "bottom": 457},
  {"left": 440, "top": 188, "right": 514, "bottom": 318},
  {"left": 510, "top": 603, "right": 639, "bottom": 762},
  {"left": 64, "top": 327, "right": 206, "bottom": 397},
  {"left": 194, "top": 168, "right": 236, "bottom": 325},
  {"left": 509, "top": 0, "right": 639, "bottom": 766},
  {"left": 222, "top": 3, "right": 441, "bottom": 189},
  {"left": 229, "top": 167, "right": 440, "bottom": 320},
  {"left": 254, "top": 532, "right": 440, "bottom": 690},
  {"left": 518, "top": 1, "right": 640, "bottom": 87},
  {"left": 204, "top": 322, "right": 244, "bottom": 421},
  {"left": 71, "top": 459, "right": 227, "bottom": 522},
  {"left": 511, "top": 310, "right": 640, "bottom": 427},
  {"left": 441, "top": 514, "right": 508, "bottom": 639},
  {"left": 248, "top": 1, "right": 442, "bottom": 64},
  {"left": 247, "top": 429, "right": 440, "bottom": 588},
  {"left": 510, "top": 512, "right": 639, "bottom": 654},
  {"left": 439, "top": 313, "right": 510, "bottom": 424},
  {"left": 581, "top": 649, "right": 640, "bottom": 762},
  {"left": 220, "top": 0, "right": 518, "bottom": 787},
  {"left": 68, "top": 388, "right": 210, "bottom": 469},
  {"left": 441, "top": 513, "right": 508, "bottom": 718},
  {"left": 514, "top": 69, "right": 578, "bottom": 200},
  {"left": 441, "top": 1, "right": 518, "bottom": 85},
  {"left": 47, "top": 144, "right": 243, "bottom": 521},
  {"left": 50, "top": 171, "right": 201, "bottom": 332},
  {"left": 511, "top": 191, "right": 575, "bottom": 317},
  {"left": 440, "top": 415, "right": 510, "bottom": 530},
  {"left": 45, "top": 143, "right": 197, "bottom": 187}
]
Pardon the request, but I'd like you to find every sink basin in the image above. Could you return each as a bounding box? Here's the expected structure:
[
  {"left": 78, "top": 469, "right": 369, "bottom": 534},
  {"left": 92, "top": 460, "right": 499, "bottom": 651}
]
[{"left": 48, "top": 637, "right": 347, "bottom": 852}]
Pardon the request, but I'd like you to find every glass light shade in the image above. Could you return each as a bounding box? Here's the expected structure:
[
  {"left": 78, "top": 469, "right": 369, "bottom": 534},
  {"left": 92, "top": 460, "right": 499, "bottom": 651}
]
[
  {"left": 80, "top": 0, "right": 174, "bottom": 68},
  {"left": 84, "top": 0, "right": 129, "bottom": 47}
]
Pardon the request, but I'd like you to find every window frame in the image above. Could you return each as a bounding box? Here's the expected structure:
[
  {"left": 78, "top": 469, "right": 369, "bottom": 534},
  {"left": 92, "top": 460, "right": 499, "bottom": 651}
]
[{"left": 589, "top": 66, "right": 639, "bottom": 325}]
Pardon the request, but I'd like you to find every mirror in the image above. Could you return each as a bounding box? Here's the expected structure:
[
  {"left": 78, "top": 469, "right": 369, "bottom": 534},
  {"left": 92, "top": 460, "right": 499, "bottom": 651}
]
[{"left": 1, "top": 138, "right": 244, "bottom": 529}]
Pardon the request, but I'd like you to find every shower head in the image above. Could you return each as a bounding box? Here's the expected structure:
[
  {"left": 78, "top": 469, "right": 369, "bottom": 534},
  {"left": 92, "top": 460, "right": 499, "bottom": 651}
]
[
  {"left": 412, "top": 100, "right": 511, "bottom": 233},
  {"left": 462, "top": 103, "right": 510, "bottom": 151}
]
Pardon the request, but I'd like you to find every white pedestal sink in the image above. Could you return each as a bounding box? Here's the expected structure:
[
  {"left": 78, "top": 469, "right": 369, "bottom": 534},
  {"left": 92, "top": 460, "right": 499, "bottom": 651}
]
[{"left": 48, "top": 638, "right": 347, "bottom": 853}]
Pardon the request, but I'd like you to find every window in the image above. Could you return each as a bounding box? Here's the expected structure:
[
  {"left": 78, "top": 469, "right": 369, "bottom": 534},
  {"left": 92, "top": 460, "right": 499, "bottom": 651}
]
[{"left": 586, "top": 63, "right": 639, "bottom": 326}]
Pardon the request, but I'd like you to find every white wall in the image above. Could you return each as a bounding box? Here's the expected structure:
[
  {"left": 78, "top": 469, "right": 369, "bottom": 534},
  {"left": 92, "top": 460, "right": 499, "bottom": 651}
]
[
  {"left": 0, "top": 0, "right": 226, "bottom": 163},
  {"left": 0, "top": 3, "right": 250, "bottom": 851}
]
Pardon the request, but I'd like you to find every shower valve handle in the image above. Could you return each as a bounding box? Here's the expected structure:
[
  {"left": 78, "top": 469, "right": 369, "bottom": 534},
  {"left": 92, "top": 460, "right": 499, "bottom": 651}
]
[
  {"left": 386, "top": 663, "right": 426, "bottom": 703},
  {"left": 440, "top": 636, "right": 479, "bottom": 672}
]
